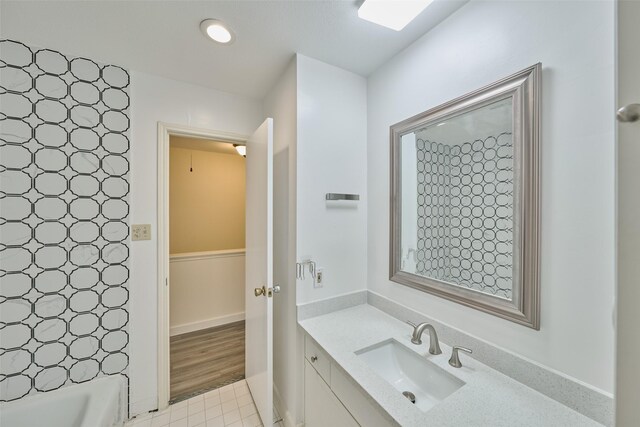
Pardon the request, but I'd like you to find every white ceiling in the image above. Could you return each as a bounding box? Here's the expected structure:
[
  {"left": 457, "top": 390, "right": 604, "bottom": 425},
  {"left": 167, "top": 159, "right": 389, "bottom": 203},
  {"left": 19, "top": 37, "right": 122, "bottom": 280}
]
[
  {"left": 0, "top": 0, "right": 466, "bottom": 99},
  {"left": 414, "top": 97, "right": 513, "bottom": 146}
]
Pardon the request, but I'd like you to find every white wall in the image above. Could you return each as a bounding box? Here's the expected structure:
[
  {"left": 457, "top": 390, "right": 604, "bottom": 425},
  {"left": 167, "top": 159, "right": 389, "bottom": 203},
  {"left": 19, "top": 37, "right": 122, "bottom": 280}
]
[
  {"left": 262, "top": 57, "right": 301, "bottom": 427},
  {"left": 400, "top": 133, "right": 418, "bottom": 273},
  {"left": 169, "top": 251, "right": 245, "bottom": 336},
  {"left": 129, "top": 72, "right": 262, "bottom": 415},
  {"left": 367, "top": 0, "right": 615, "bottom": 394},
  {"left": 296, "top": 55, "right": 368, "bottom": 304}
]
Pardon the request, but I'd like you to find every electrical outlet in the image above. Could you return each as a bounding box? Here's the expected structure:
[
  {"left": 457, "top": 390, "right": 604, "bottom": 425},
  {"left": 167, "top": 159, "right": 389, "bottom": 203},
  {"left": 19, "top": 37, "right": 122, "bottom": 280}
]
[
  {"left": 131, "top": 224, "right": 151, "bottom": 241},
  {"left": 314, "top": 269, "right": 324, "bottom": 288}
]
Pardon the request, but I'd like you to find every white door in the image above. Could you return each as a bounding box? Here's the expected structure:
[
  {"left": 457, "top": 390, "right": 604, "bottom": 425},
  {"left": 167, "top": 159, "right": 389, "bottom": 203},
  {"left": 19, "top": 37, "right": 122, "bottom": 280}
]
[
  {"left": 615, "top": 1, "right": 640, "bottom": 425},
  {"left": 245, "top": 118, "right": 274, "bottom": 426}
]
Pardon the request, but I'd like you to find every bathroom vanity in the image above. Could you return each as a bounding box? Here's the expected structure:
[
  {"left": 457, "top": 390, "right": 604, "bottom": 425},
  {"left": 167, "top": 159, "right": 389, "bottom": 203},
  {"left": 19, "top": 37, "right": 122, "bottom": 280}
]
[{"left": 299, "top": 304, "right": 604, "bottom": 427}]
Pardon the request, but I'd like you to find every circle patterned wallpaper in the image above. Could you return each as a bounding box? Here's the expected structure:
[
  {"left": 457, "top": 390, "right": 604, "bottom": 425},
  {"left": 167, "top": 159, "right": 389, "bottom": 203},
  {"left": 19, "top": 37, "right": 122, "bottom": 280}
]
[
  {"left": 0, "top": 40, "right": 130, "bottom": 402},
  {"left": 415, "top": 132, "right": 514, "bottom": 300}
]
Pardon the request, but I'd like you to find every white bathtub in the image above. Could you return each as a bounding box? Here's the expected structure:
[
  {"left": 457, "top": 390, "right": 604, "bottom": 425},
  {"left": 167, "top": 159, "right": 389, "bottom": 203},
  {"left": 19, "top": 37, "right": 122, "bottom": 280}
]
[{"left": 0, "top": 375, "right": 126, "bottom": 427}]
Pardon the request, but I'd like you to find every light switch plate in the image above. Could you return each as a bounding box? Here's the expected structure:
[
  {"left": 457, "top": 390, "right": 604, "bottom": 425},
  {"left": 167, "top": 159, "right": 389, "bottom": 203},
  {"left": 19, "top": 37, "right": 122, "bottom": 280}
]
[{"left": 131, "top": 224, "right": 151, "bottom": 241}]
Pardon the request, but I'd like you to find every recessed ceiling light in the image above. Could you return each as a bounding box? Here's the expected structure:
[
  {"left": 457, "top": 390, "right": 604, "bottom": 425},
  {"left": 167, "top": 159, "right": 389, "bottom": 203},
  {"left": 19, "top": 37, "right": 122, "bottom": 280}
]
[
  {"left": 233, "top": 144, "right": 246, "bottom": 157},
  {"left": 358, "top": 0, "right": 434, "bottom": 31},
  {"left": 200, "top": 19, "right": 235, "bottom": 44}
]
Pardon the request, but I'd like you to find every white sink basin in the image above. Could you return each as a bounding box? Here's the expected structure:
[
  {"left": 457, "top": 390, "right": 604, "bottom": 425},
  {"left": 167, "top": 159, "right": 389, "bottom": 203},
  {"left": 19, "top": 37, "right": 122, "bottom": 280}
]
[{"left": 355, "top": 339, "right": 464, "bottom": 412}]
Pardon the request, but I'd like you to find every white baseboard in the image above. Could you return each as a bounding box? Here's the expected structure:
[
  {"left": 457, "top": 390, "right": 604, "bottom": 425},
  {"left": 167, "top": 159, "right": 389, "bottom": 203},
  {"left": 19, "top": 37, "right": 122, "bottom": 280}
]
[
  {"left": 170, "top": 312, "right": 245, "bottom": 336},
  {"left": 274, "top": 384, "right": 297, "bottom": 427}
]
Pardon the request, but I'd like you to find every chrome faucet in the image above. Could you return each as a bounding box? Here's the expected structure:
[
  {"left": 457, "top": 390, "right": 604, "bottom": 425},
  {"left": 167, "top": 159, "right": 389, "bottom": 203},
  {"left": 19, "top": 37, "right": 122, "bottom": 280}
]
[{"left": 406, "top": 321, "right": 442, "bottom": 355}]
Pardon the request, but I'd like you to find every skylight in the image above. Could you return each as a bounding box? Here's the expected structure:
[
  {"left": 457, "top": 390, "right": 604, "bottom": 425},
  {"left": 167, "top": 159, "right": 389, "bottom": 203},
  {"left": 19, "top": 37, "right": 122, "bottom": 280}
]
[{"left": 358, "top": 0, "right": 434, "bottom": 31}]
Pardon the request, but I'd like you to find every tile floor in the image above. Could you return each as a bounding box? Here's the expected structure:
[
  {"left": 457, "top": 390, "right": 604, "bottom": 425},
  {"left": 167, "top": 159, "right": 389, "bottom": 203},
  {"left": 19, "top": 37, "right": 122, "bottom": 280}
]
[{"left": 125, "top": 380, "right": 284, "bottom": 427}]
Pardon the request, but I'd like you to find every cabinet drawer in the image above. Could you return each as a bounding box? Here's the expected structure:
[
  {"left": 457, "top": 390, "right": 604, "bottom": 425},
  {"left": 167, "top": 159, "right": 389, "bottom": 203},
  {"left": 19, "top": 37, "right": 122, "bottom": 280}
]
[{"left": 305, "top": 335, "right": 331, "bottom": 384}]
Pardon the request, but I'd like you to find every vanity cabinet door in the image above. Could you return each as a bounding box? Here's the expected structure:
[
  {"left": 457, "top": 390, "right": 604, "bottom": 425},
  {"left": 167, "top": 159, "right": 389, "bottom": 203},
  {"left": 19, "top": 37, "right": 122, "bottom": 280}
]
[{"left": 305, "top": 361, "right": 359, "bottom": 427}]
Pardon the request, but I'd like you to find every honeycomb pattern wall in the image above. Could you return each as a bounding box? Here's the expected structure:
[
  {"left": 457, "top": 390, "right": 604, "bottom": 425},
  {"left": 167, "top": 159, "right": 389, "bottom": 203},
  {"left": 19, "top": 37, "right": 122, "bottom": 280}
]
[
  {"left": 414, "top": 138, "right": 452, "bottom": 283},
  {"left": 0, "top": 40, "right": 130, "bottom": 402},
  {"left": 415, "top": 133, "right": 514, "bottom": 299}
]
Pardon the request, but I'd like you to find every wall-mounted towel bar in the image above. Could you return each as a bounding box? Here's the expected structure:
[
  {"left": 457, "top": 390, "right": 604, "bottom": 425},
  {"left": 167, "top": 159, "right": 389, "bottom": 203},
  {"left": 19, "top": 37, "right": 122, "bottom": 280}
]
[
  {"left": 297, "top": 259, "right": 316, "bottom": 280},
  {"left": 325, "top": 193, "right": 360, "bottom": 201}
]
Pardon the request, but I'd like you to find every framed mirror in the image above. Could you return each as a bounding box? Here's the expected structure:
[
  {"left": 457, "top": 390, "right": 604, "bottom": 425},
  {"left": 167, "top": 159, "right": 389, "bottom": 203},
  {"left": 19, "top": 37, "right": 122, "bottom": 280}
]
[{"left": 390, "top": 64, "right": 541, "bottom": 329}]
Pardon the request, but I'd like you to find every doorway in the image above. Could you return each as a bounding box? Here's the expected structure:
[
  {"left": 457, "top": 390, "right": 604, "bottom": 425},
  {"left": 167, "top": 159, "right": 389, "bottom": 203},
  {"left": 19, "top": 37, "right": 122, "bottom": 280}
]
[
  {"left": 156, "top": 124, "right": 250, "bottom": 407},
  {"left": 157, "top": 120, "right": 275, "bottom": 425},
  {"left": 167, "top": 135, "right": 247, "bottom": 402}
]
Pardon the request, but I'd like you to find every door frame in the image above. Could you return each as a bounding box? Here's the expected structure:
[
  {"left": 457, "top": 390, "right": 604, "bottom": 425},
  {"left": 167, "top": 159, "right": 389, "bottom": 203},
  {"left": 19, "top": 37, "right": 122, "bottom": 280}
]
[
  {"left": 615, "top": 0, "right": 640, "bottom": 424},
  {"left": 156, "top": 122, "right": 249, "bottom": 410}
]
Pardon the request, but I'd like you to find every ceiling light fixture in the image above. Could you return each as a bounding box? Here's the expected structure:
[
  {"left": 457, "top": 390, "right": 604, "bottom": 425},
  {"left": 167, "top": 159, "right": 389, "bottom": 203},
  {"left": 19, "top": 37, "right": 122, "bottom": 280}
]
[
  {"left": 200, "top": 19, "right": 235, "bottom": 44},
  {"left": 234, "top": 144, "right": 246, "bottom": 157},
  {"left": 358, "top": 0, "right": 434, "bottom": 31}
]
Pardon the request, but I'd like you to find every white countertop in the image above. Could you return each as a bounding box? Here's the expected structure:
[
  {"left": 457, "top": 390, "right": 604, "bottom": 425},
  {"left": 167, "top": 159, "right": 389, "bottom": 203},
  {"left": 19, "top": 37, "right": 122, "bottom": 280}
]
[{"left": 299, "top": 304, "right": 603, "bottom": 427}]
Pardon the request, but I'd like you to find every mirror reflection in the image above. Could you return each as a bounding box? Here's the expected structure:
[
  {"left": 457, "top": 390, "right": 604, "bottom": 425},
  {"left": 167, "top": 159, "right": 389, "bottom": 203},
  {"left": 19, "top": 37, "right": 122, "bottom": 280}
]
[{"left": 400, "top": 98, "right": 514, "bottom": 300}]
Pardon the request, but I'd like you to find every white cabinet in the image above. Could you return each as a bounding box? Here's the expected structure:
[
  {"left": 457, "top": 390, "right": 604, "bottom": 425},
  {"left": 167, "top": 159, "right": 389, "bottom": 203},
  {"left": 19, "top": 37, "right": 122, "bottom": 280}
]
[
  {"left": 305, "top": 361, "right": 359, "bottom": 427},
  {"left": 331, "top": 363, "right": 394, "bottom": 427},
  {"left": 305, "top": 335, "right": 331, "bottom": 383},
  {"left": 303, "top": 333, "right": 395, "bottom": 427}
]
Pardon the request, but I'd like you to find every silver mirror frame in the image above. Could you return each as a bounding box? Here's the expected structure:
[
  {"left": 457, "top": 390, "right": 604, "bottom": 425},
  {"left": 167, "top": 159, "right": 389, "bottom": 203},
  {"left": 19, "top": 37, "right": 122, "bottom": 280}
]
[{"left": 390, "top": 63, "right": 541, "bottom": 329}]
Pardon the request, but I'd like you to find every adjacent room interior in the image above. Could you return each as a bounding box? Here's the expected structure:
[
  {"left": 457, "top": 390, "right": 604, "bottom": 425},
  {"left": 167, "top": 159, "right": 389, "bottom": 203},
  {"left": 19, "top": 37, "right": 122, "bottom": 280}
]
[{"left": 168, "top": 136, "right": 247, "bottom": 402}]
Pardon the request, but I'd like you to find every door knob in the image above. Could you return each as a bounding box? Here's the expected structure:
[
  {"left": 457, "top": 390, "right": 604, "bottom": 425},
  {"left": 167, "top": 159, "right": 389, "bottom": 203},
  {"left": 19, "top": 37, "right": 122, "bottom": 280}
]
[
  {"left": 617, "top": 104, "right": 640, "bottom": 122},
  {"left": 266, "top": 285, "right": 279, "bottom": 297},
  {"left": 256, "top": 285, "right": 280, "bottom": 298}
]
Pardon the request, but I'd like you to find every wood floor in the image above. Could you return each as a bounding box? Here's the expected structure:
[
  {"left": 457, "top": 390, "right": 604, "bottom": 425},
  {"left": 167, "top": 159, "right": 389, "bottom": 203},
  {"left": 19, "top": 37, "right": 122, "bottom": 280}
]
[{"left": 170, "top": 321, "right": 245, "bottom": 402}]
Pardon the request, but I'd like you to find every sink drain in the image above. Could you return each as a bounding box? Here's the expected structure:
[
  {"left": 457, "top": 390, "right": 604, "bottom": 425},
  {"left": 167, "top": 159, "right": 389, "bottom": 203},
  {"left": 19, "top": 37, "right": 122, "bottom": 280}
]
[{"left": 402, "top": 391, "right": 416, "bottom": 404}]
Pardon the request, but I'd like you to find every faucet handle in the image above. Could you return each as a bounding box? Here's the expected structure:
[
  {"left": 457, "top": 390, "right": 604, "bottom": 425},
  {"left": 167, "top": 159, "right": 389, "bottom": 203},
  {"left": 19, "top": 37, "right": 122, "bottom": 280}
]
[
  {"left": 448, "top": 346, "right": 472, "bottom": 368},
  {"left": 406, "top": 321, "right": 423, "bottom": 345}
]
